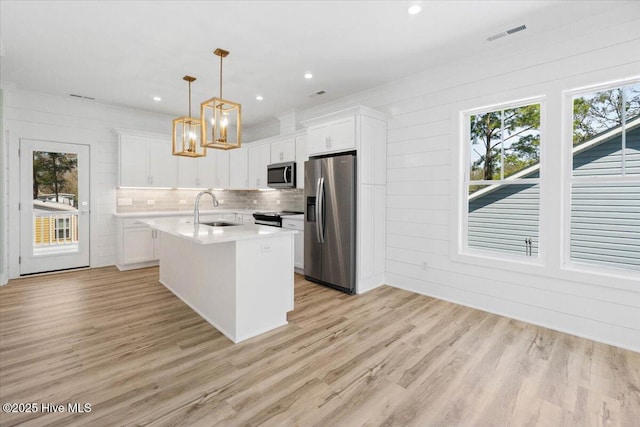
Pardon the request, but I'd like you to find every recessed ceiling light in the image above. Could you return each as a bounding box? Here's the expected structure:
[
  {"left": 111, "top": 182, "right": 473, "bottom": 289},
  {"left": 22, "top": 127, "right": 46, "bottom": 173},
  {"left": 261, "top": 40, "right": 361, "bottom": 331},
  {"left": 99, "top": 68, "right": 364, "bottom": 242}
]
[
  {"left": 408, "top": 4, "right": 421, "bottom": 15},
  {"left": 256, "top": 95, "right": 263, "bottom": 101},
  {"left": 153, "top": 96, "right": 162, "bottom": 102},
  {"left": 304, "top": 72, "right": 313, "bottom": 80}
]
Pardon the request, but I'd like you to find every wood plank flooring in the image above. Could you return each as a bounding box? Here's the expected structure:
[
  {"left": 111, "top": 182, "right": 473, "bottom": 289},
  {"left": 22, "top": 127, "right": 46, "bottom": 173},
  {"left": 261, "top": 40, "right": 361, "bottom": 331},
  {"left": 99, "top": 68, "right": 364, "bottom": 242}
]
[{"left": 0, "top": 266, "right": 639, "bottom": 426}]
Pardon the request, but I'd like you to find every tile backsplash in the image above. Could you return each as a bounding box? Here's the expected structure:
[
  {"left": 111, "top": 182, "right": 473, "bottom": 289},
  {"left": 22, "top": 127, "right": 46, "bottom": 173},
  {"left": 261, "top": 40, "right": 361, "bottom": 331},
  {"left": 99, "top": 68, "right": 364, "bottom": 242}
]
[{"left": 116, "top": 188, "right": 305, "bottom": 213}]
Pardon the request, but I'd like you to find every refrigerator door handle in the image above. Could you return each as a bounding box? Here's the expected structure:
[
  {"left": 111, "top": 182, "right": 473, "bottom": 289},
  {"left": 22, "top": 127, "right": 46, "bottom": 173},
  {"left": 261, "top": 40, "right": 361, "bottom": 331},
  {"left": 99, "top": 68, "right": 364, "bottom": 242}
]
[
  {"left": 315, "top": 177, "right": 322, "bottom": 243},
  {"left": 318, "top": 177, "right": 325, "bottom": 243}
]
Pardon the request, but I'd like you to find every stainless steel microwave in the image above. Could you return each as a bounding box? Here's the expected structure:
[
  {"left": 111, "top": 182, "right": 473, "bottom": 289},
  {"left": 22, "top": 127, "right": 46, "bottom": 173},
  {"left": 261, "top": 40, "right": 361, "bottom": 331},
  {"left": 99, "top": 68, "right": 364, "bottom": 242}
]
[{"left": 267, "top": 161, "right": 296, "bottom": 188}]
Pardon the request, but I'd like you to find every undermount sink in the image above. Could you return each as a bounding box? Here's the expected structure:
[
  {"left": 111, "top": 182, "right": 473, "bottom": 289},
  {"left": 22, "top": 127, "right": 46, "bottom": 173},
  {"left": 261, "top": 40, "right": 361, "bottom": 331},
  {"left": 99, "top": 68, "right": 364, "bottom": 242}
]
[{"left": 200, "top": 221, "right": 241, "bottom": 227}]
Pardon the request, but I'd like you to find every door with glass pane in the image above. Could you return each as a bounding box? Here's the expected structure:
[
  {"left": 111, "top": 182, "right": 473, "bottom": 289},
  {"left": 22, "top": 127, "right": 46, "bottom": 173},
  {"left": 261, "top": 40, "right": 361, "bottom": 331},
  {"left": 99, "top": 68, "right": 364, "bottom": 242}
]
[{"left": 19, "top": 140, "right": 90, "bottom": 275}]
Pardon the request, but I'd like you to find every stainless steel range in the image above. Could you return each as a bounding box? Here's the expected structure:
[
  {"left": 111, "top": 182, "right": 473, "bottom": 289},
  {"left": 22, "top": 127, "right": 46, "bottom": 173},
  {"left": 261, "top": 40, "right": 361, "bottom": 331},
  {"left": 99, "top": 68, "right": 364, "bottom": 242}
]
[{"left": 253, "top": 211, "right": 303, "bottom": 227}]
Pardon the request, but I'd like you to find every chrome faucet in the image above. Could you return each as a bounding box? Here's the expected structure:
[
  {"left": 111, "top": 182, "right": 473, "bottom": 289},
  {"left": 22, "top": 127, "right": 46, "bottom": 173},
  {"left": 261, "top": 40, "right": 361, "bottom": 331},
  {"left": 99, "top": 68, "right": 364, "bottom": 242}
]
[{"left": 193, "top": 190, "right": 219, "bottom": 224}]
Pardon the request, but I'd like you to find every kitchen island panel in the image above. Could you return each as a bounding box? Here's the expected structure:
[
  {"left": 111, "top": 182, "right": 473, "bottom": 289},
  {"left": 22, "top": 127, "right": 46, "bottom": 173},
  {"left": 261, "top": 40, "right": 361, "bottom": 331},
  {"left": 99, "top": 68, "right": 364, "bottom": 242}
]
[
  {"left": 235, "top": 235, "right": 294, "bottom": 342},
  {"left": 158, "top": 230, "right": 293, "bottom": 343},
  {"left": 159, "top": 232, "right": 237, "bottom": 340}
]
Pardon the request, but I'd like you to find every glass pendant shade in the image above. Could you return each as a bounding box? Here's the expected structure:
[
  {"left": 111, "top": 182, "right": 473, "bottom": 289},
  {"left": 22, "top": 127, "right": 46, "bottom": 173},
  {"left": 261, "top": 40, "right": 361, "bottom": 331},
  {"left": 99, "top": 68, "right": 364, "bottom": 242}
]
[
  {"left": 200, "top": 48, "right": 241, "bottom": 150},
  {"left": 201, "top": 97, "right": 241, "bottom": 150},
  {"left": 172, "top": 76, "right": 206, "bottom": 157}
]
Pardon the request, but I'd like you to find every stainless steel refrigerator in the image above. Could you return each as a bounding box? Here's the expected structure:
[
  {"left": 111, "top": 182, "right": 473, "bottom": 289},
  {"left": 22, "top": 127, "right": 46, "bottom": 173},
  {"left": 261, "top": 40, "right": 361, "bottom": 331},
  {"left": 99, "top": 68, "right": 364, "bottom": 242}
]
[{"left": 304, "top": 153, "right": 356, "bottom": 294}]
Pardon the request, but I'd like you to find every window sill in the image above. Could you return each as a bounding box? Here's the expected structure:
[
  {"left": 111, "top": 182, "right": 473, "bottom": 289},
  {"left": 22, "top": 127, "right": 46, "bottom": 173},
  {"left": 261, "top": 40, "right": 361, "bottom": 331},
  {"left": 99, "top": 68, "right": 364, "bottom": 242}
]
[
  {"left": 452, "top": 248, "right": 545, "bottom": 274},
  {"left": 451, "top": 249, "right": 639, "bottom": 293}
]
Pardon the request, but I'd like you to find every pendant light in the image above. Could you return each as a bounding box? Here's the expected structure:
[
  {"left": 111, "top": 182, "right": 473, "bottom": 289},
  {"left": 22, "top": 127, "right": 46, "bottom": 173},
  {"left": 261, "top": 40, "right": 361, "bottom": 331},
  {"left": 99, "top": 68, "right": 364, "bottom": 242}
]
[
  {"left": 200, "top": 48, "right": 242, "bottom": 150},
  {"left": 172, "top": 75, "right": 206, "bottom": 157}
]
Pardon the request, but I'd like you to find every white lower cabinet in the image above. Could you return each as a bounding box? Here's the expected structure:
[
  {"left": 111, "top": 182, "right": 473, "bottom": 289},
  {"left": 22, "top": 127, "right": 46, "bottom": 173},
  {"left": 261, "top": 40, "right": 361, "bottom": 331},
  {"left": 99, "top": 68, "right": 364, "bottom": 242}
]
[
  {"left": 117, "top": 218, "right": 161, "bottom": 270},
  {"left": 282, "top": 218, "right": 304, "bottom": 273}
]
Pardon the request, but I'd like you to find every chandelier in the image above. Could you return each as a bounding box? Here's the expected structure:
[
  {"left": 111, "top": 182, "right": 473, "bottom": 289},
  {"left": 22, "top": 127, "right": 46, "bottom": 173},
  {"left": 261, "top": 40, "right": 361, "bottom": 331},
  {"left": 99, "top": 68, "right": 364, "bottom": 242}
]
[
  {"left": 172, "top": 75, "right": 206, "bottom": 157},
  {"left": 200, "top": 48, "right": 242, "bottom": 150}
]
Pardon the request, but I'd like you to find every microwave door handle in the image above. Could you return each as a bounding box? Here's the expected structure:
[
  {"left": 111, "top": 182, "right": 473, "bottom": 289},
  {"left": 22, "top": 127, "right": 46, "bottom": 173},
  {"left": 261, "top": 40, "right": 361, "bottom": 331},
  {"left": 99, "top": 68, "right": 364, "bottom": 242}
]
[{"left": 283, "top": 166, "right": 289, "bottom": 184}]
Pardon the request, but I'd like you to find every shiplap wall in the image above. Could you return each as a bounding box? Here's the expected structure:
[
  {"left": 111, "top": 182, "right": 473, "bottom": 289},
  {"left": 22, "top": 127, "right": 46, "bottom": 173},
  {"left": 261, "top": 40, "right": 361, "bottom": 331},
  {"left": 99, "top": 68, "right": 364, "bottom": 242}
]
[
  {"left": 298, "top": 5, "right": 640, "bottom": 350},
  {"left": 3, "top": 87, "right": 174, "bottom": 277},
  {"left": 1, "top": 89, "right": 6, "bottom": 285}
]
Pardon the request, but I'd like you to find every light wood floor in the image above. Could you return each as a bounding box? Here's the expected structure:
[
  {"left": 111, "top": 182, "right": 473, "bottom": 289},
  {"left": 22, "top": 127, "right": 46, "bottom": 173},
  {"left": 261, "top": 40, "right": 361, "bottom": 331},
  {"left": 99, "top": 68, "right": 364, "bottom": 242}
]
[{"left": 0, "top": 267, "right": 638, "bottom": 426}]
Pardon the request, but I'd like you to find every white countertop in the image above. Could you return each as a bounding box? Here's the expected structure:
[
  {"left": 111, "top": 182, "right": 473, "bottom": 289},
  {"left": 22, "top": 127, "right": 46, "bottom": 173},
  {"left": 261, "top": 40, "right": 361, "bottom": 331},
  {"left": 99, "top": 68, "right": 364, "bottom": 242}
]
[
  {"left": 139, "top": 217, "right": 296, "bottom": 244},
  {"left": 284, "top": 214, "right": 304, "bottom": 220},
  {"left": 113, "top": 209, "right": 257, "bottom": 218}
]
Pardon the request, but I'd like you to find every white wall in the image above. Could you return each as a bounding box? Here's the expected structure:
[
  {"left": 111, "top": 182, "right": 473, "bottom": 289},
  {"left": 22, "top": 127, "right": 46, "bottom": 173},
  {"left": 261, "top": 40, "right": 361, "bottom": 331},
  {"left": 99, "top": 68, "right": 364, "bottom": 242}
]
[
  {"left": 1, "top": 89, "right": 7, "bottom": 285},
  {"left": 298, "top": 6, "right": 640, "bottom": 351},
  {"left": 2, "top": 87, "right": 173, "bottom": 278}
]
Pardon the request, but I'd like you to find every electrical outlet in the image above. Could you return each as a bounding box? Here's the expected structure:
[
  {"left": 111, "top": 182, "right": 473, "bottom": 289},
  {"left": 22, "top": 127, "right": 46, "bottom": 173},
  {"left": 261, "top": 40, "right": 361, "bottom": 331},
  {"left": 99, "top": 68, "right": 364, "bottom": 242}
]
[
  {"left": 218, "top": 200, "right": 224, "bottom": 204},
  {"left": 276, "top": 200, "right": 281, "bottom": 205},
  {"left": 253, "top": 200, "right": 257, "bottom": 204},
  {"left": 421, "top": 262, "right": 428, "bottom": 271},
  {"left": 261, "top": 244, "right": 272, "bottom": 253},
  {"left": 147, "top": 200, "right": 155, "bottom": 205},
  {"left": 117, "top": 198, "right": 132, "bottom": 206},
  {"left": 179, "top": 200, "right": 187, "bottom": 205}
]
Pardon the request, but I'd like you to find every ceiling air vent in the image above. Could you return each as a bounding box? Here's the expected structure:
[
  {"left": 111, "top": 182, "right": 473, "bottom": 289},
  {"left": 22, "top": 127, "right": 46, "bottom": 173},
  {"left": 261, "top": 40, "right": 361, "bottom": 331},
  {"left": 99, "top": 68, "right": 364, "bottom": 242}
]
[
  {"left": 70, "top": 94, "right": 96, "bottom": 100},
  {"left": 309, "top": 90, "right": 326, "bottom": 98},
  {"left": 487, "top": 24, "right": 527, "bottom": 42}
]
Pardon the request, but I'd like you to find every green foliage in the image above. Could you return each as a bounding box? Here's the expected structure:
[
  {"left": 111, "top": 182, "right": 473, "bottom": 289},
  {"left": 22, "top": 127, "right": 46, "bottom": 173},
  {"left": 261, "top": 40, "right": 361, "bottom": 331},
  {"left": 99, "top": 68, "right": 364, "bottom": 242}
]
[
  {"left": 469, "top": 84, "right": 639, "bottom": 187},
  {"left": 32, "top": 152, "right": 78, "bottom": 201},
  {"left": 573, "top": 85, "right": 640, "bottom": 145},
  {"left": 469, "top": 104, "right": 540, "bottom": 181}
]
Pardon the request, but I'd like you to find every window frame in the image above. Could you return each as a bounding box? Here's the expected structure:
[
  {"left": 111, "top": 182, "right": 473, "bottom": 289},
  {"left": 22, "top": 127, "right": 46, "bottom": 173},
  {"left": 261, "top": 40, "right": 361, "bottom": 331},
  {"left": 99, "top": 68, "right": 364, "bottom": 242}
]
[
  {"left": 459, "top": 96, "right": 546, "bottom": 265},
  {"left": 561, "top": 77, "right": 640, "bottom": 279}
]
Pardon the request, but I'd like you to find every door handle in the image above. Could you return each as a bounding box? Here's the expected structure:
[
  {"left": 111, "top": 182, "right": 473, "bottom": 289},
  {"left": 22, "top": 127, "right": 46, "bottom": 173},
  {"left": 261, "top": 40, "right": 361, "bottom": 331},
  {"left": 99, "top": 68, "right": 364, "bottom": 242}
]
[
  {"left": 318, "top": 177, "right": 325, "bottom": 243},
  {"left": 283, "top": 166, "right": 289, "bottom": 183},
  {"left": 315, "top": 178, "right": 322, "bottom": 243}
]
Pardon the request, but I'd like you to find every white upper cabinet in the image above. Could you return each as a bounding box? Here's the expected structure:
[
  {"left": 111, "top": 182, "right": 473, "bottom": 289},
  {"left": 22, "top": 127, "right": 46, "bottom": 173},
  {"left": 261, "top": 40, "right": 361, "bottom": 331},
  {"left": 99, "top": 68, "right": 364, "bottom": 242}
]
[
  {"left": 307, "top": 116, "right": 356, "bottom": 156},
  {"left": 229, "top": 147, "right": 249, "bottom": 189},
  {"left": 270, "top": 138, "right": 296, "bottom": 163},
  {"left": 196, "top": 153, "right": 216, "bottom": 188},
  {"left": 248, "top": 143, "right": 271, "bottom": 189},
  {"left": 177, "top": 156, "right": 200, "bottom": 188},
  {"left": 359, "top": 116, "right": 387, "bottom": 185},
  {"left": 295, "top": 135, "right": 308, "bottom": 189},
  {"left": 120, "top": 135, "right": 148, "bottom": 187},
  {"left": 175, "top": 149, "right": 229, "bottom": 189},
  {"left": 147, "top": 138, "right": 176, "bottom": 187},
  {"left": 119, "top": 133, "right": 176, "bottom": 188},
  {"left": 211, "top": 150, "right": 230, "bottom": 189}
]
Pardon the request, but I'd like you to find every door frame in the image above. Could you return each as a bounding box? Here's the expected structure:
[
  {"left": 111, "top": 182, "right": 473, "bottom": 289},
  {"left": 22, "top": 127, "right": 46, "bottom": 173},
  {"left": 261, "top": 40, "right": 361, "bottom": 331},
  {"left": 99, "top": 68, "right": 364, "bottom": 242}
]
[{"left": 18, "top": 139, "right": 91, "bottom": 275}]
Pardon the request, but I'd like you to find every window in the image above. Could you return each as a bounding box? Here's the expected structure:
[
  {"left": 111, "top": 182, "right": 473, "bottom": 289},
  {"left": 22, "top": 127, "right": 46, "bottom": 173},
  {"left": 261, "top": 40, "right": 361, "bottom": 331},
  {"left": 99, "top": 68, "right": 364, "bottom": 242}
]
[
  {"left": 464, "top": 100, "right": 542, "bottom": 258},
  {"left": 569, "top": 81, "right": 640, "bottom": 272},
  {"left": 56, "top": 217, "right": 70, "bottom": 240}
]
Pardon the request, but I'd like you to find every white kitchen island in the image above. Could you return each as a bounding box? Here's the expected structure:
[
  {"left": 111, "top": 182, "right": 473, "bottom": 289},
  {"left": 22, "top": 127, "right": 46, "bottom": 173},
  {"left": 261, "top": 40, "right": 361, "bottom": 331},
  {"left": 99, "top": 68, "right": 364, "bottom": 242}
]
[{"left": 139, "top": 217, "right": 296, "bottom": 343}]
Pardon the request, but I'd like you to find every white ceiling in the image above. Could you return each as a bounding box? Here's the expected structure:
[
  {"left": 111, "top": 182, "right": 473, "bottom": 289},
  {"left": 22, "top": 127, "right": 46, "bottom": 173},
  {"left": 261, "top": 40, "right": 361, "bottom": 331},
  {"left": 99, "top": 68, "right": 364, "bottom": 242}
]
[{"left": 0, "top": 1, "right": 622, "bottom": 129}]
